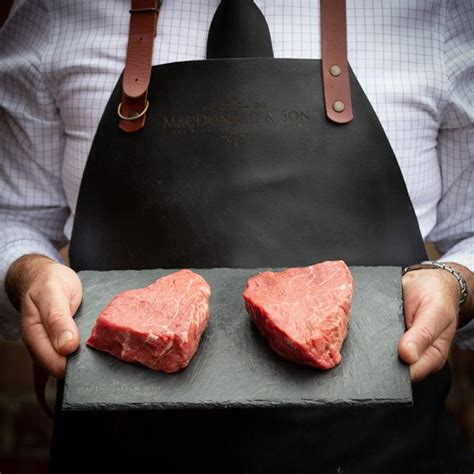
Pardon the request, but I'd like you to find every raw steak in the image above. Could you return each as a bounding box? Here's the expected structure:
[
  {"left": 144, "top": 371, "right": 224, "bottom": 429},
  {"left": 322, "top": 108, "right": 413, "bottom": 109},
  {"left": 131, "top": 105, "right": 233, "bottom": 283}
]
[
  {"left": 87, "top": 270, "right": 211, "bottom": 373},
  {"left": 243, "top": 261, "right": 353, "bottom": 369}
]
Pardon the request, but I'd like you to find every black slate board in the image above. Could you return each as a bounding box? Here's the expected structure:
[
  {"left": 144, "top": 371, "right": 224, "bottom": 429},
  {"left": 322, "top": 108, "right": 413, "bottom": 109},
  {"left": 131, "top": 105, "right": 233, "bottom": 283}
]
[{"left": 63, "top": 267, "right": 411, "bottom": 410}]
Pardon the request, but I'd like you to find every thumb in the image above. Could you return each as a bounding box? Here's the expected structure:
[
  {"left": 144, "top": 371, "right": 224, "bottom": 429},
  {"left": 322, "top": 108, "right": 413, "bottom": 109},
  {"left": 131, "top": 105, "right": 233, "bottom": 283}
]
[
  {"left": 398, "top": 302, "right": 449, "bottom": 365},
  {"left": 33, "top": 284, "right": 81, "bottom": 356}
]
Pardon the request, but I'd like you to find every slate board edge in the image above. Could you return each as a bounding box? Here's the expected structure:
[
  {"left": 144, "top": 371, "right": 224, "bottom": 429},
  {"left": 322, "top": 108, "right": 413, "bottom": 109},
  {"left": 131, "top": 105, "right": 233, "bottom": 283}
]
[{"left": 62, "top": 397, "right": 413, "bottom": 411}]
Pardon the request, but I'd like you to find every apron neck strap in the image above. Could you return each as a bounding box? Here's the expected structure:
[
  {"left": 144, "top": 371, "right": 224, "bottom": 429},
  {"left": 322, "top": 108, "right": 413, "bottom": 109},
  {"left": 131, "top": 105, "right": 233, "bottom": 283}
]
[
  {"left": 119, "top": 0, "right": 162, "bottom": 133},
  {"left": 206, "top": 0, "right": 274, "bottom": 59},
  {"left": 321, "top": 0, "right": 353, "bottom": 124}
]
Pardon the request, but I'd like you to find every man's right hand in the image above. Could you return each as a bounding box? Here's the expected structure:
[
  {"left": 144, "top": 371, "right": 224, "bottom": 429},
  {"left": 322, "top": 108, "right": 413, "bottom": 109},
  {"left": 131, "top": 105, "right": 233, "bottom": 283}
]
[{"left": 5, "top": 254, "right": 82, "bottom": 379}]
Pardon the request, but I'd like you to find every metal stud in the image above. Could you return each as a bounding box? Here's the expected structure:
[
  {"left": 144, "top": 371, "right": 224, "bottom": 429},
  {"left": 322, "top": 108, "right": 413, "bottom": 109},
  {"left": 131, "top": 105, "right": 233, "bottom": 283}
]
[
  {"left": 332, "top": 101, "right": 345, "bottom": 113},
  {"left": 329, "top": 65, "right": 342, "bottom": 77}
]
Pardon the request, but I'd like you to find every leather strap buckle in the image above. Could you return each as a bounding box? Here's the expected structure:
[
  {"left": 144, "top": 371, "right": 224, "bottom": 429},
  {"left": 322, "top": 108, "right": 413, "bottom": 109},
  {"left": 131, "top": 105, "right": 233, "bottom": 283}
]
[
  {"left": 117, "top": 100, "right": 150, "bottom": 121},
  {"left": 119, "top": 0, "right": 162, "bottom": 133}
]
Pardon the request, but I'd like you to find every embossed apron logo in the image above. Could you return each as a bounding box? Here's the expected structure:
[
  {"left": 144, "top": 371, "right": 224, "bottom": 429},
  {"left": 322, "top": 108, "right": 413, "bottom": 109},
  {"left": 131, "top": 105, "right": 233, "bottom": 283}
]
[{"left": 161, "top": 99, "right": 310, "bottom": 148}]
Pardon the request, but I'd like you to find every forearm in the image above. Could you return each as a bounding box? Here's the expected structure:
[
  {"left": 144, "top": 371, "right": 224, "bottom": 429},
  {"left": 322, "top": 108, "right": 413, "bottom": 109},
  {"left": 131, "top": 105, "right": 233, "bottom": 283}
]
[{"left": 0, "top": 0, "right": 70, "bottom": 338}]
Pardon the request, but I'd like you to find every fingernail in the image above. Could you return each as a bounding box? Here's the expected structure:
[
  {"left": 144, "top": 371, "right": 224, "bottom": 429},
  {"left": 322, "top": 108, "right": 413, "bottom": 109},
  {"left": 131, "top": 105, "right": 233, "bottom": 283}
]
[
  {"left": 407, "top": 342, "right": 419, "bottom": 362},
  {"left": 57, "top": 331, "right": 73, "bottom": 349}
]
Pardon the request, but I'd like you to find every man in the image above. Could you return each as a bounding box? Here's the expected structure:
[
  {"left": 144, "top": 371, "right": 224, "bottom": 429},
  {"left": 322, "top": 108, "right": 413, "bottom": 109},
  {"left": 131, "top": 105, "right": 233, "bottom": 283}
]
[{"left": 1, "top": 1, "right": 473, "bottom": 472}]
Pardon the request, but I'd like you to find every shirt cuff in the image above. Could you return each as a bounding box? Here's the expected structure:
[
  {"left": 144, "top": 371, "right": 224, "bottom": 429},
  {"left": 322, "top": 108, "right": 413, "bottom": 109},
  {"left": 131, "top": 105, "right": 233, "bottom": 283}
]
[{"left": 0, "top": 236, "right": 63, "bottom": 340}]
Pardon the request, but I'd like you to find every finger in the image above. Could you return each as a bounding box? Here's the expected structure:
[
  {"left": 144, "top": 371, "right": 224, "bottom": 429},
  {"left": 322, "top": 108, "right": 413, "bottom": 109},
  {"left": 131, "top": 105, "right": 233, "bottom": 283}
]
[
  {"left": 398, "top": 303, "right": 452, "bottom": 365},
  {"left": 409, "top": 337, "right": 451, "bottom": 382},
  {"left": 22, "top": 301, "right": 67, "bottom": 379},
  {"left": 29, "top": 283, "right": 80, "bottom": 356}
]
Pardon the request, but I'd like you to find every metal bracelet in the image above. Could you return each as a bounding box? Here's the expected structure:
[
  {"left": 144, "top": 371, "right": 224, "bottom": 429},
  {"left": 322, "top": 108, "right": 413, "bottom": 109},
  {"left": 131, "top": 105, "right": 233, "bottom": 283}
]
[{"left": 402, "top": 262, "right": 468, "bottom": 309}]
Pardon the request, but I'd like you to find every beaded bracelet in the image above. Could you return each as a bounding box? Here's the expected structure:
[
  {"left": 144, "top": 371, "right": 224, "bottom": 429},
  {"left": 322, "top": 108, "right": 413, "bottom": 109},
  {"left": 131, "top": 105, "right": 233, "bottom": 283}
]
[{"left": 402, "top": 261, "right": 468, "bottom": 309}]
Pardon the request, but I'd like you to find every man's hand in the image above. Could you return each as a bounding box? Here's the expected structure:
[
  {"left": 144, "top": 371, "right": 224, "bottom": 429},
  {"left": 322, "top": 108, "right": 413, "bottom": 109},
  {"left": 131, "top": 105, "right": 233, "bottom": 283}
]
[
  {"left": 398, "top": 263, "right": 473, "bottom": 382},
  {"left": 5, "top": 254, "right": 82, "bottom": 379}
]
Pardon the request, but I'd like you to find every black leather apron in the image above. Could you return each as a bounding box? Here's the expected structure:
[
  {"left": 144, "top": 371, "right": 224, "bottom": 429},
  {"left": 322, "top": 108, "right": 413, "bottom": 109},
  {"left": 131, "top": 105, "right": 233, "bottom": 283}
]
[
  {"left": 51, "top": 7, "right": 473, "bottom": 474},
  {"left": 70, "top": 56, "right": 427, "bottom": 270}
]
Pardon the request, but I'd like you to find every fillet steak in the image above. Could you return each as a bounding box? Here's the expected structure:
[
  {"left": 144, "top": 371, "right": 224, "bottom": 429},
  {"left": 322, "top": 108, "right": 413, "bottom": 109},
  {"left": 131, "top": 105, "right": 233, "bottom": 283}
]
[
  {"left": 243, "top": 261, "right": 353, "bottom": 369},
  {"left": 87, "top": 270, "right": 211, "bottom": 373}
]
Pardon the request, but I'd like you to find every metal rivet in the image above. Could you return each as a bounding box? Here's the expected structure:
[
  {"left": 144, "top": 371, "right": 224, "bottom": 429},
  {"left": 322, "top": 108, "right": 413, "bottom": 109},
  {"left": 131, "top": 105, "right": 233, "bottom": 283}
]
[
  {"left": 329, "top": 65, "right": 342, "bottom": 77},
  {"left": 333, "top": 101, "right": 345, "bottom": 113}
]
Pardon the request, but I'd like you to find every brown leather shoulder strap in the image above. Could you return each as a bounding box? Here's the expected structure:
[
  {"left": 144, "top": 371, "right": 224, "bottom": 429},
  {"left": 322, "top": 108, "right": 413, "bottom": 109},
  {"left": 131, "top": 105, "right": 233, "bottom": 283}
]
[
  {"left": 119, "top": 0, "right": 161, "bottom": 133},
  {"left": 321, "top": 0, "right": 353, "bottom": 124}
]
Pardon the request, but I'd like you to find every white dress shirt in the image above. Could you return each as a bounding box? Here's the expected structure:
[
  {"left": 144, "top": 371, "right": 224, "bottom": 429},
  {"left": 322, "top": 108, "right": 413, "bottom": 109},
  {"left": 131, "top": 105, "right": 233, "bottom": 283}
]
[{"left": 0, "top": 0, "right": 473, "bottom": 346}]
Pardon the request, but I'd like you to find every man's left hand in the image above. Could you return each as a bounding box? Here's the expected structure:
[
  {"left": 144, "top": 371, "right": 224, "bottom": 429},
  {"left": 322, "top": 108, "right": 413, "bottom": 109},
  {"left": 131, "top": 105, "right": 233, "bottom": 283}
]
[{"left": 398, "top": 263, "right": 472, "bottom": 382}]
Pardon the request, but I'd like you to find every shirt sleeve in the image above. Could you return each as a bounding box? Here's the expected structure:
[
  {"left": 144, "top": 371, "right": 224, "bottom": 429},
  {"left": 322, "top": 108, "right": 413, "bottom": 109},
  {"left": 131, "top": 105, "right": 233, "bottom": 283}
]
[
  {"left": 0, "top": 0, "right": 69, "bottom": 339},
  {"left": 426, "top": 0, "right": 474, "bottom": 349}
]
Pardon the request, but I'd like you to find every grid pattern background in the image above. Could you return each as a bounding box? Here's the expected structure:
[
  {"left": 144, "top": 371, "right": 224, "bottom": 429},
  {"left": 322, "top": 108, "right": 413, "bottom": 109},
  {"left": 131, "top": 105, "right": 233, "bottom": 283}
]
[{"left": 0, "top": 0, "right": 473, "bottom": 345}]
